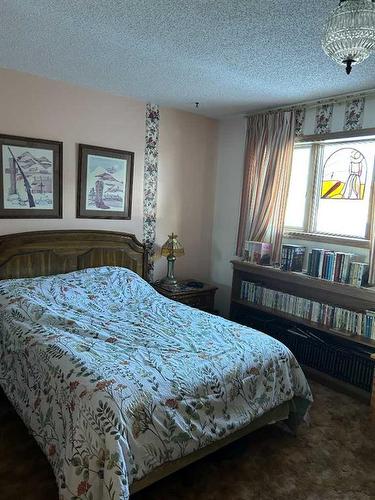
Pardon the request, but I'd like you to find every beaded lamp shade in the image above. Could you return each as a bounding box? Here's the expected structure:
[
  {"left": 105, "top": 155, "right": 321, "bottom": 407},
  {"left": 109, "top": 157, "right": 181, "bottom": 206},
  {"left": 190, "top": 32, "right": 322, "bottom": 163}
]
[{"left": 322, "top": 0, "right": 375, "bottom": 74}]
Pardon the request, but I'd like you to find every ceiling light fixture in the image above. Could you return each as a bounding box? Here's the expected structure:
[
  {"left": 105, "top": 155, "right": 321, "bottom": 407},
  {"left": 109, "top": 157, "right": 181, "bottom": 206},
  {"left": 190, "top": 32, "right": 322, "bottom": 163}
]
[{"left": 322, "top": 0, "right": 375, "bottom": 75}]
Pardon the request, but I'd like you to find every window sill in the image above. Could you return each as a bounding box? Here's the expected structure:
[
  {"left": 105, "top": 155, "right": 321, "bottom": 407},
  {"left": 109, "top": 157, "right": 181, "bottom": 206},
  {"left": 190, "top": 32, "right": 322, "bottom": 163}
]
[{"left": 283, "top": 231, "right": 370, "bottom": 249}]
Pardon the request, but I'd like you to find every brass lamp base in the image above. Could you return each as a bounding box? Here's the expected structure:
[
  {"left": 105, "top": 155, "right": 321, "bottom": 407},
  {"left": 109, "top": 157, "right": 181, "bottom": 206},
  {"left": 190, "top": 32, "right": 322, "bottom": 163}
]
[
  {"left": 160, "top": 254, "right": 178, "bottom": 287},
  {"left": 160, "top": 277, "right": 178, "bottom": 286}
]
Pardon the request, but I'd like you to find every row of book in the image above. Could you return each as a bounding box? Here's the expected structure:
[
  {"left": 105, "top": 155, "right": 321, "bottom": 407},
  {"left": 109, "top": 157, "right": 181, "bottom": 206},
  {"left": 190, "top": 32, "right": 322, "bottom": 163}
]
[
  {"left": 243, "top": 241, "right": 369, "bottom": 288},
  {"left": 306, "top": 248, "right": 368, "bottom": 287},
  {"left": 245, "top": 243, "right": 369, "bottom": 288},
  {"left": 240, "top": 280, "right": 375, "bottom": 338}
]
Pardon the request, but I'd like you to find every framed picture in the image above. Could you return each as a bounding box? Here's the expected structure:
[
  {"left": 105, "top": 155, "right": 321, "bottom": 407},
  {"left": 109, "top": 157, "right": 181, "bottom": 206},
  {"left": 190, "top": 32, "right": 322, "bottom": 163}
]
[
  {"left": 77, "top": 144, "right": 134, "bottom": 220},
  {"left": 0, "top": 134, "right": 62, "bottom": 218}
]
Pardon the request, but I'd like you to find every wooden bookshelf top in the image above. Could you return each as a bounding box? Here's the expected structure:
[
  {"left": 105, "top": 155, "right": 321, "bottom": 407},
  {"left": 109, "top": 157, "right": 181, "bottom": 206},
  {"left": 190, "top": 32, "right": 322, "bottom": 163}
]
[{"left": 231, "top": 260, "right": 375, "bottom": 311}]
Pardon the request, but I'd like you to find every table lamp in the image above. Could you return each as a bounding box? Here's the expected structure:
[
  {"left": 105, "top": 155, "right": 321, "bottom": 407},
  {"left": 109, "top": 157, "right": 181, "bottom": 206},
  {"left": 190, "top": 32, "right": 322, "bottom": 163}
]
[{"left": 160, "top": 233, "right": 184, "bottom": 286}]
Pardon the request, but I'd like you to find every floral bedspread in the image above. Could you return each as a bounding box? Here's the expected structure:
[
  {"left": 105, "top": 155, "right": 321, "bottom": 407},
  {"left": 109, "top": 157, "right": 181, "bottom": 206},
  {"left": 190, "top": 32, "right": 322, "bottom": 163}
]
[{"left": 0, "top": 267, "right": 312, "bottom": 500}]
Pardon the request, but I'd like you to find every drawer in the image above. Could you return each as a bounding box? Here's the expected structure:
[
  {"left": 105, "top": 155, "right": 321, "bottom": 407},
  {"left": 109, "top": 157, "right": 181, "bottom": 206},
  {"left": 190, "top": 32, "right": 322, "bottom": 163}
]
[{"left": 178, "top": 293, "right": 214, "bottom": 312}]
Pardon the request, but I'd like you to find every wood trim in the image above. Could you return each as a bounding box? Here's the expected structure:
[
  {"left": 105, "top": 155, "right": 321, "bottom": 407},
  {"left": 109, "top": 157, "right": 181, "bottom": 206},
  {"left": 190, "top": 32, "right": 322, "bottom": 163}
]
[
  {"left": 0, "top": 230, "right": 147, "bottom": 280},
  {"left": 295, "top": 127, "right": 375, "bottom": 144},
  {"left": 283, "top": 231, "right": 370, "bottom": 249},
  {"left": 130, "top": 400, "right": 291, "bottom": 494}
]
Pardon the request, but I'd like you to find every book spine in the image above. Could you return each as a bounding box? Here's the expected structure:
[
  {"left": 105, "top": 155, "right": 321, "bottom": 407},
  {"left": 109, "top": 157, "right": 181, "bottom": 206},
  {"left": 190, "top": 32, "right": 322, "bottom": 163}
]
[
  {"left": 334, "top": 253, "right": 342, "bottom": 282},
  {"left": 239, "top": 281, "right": 366, "bottom": 337},
  {"left": 307, "top": 252, "right": 312, "bottom": 275},
  {"left": 318, "top": 250, "right": 324, "bottom": 278}
]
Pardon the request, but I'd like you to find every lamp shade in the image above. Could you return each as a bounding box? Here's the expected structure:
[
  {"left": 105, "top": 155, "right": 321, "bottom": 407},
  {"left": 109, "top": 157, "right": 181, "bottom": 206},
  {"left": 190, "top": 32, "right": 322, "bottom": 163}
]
[
  {"left": 322, "top": 0, "right": 375, "bottom": 74},
  {"left": 161, "top": 233, "right": 184, "bottom": 257}
]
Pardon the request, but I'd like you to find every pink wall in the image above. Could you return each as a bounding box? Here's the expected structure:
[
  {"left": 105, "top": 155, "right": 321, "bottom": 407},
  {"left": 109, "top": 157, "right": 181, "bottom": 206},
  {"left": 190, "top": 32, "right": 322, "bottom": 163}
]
[
  {"left": 156, "top": 108, "right": 217, "bottom": 280},
  {"left": 0, "top": 68, "right": 217, "bottom": 281}
]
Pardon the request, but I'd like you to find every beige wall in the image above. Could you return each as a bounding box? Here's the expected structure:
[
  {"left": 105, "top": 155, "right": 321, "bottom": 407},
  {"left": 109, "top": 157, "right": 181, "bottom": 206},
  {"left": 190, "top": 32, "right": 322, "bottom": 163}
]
[
  {"left": 0, "top": 68, "right": 217, "bottom": 281},
  {"left": 210, "top": 116, "right": 247, "bottom": 315},
  {"left": 156, "top": 108, "right": 217, "bottom": 281}
]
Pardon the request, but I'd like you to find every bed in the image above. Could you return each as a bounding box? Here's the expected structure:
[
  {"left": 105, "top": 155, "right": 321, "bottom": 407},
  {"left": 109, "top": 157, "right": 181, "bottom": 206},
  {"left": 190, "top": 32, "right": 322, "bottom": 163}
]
[{"left": 0, "top": 230, "right": 312, "bottom": 500}]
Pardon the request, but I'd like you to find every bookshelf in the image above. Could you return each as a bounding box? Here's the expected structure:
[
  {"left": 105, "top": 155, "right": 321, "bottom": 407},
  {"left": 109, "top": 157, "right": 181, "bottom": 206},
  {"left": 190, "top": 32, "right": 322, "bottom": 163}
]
[
  {"left": 231, "top": 298, "right": 375, "bottom": 348},
  {"left": 230, "top": 260, "right": 375, "bottom": 403},
  {"left": 230, "top": 260, "right": 375, "bottom": 339}
]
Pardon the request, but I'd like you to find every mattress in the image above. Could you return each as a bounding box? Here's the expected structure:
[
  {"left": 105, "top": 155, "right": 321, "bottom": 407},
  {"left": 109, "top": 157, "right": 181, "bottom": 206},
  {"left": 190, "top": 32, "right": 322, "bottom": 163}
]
[{"left": 0, "top": 266, "right": 312, "bottom": 499}]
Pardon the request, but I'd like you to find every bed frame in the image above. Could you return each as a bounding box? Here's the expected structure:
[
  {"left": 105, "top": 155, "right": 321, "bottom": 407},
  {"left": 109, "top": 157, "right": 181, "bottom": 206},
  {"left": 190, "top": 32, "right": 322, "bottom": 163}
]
[
  {"left": 0, "top": 230, "right": 147, "bottom": 280},
  {"left": 0, "top": 229, "right": 299, "bottom": 495}
]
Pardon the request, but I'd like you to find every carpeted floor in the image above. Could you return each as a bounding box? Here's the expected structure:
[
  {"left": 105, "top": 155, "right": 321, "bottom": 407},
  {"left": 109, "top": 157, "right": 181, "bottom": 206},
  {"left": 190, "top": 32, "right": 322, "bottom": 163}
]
[{"left": 0, "top": 380, "right": 374, "bottom": 500}]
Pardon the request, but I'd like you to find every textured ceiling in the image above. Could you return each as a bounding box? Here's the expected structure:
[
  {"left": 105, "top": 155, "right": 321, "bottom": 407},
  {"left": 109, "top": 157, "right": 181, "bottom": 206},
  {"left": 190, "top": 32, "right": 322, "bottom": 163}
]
[{"left": 1, "top": 0, "right": 375, "bottom": 118}]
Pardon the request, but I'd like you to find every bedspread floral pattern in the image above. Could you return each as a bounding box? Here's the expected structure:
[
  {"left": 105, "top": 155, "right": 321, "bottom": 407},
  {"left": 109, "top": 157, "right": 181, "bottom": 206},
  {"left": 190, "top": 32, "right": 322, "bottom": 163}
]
[{"left": 0, "top": 267, "right": 312, "bottom": 500}]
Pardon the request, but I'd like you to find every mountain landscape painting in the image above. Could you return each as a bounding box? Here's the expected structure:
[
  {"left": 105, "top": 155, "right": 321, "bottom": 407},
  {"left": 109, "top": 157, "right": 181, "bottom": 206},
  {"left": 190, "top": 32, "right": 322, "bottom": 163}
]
[
  {"left": 85, "top": 154, "right": 127, "bottom": 212},
  {"left": 0, "top": 135, "right": 62, "bottom": 219},
  {"left": 77, "top": 144, "right": 134, "bottom": 220},
  {"left": 2, "top": 145, "right": 54, "bottom": 210}
]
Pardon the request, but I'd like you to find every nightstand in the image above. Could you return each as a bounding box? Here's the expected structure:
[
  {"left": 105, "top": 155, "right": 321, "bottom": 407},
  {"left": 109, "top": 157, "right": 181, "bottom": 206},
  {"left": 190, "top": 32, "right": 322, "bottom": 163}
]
[{"left": 153, "top": 280, "right": 218, "bottom": 313}]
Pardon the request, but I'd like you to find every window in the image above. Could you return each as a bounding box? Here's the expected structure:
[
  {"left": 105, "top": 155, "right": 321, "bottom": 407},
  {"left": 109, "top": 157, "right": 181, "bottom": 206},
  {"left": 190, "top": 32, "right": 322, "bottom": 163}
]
[{"left": 284, "top": 135, "right": 375, "bottom": 241}]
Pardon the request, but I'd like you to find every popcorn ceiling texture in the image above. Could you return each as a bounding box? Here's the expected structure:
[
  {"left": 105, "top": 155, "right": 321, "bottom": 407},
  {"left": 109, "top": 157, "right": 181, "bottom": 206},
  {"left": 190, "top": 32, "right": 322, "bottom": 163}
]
[{"left": 1, "top": 0, "right": 375, "bottom": 118}]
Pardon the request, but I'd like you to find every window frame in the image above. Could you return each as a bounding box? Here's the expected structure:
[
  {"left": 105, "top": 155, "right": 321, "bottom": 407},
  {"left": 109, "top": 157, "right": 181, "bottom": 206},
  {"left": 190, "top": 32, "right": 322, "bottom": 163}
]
[{"left": 284, "top": 128, "right": 375, "bottom": 249}]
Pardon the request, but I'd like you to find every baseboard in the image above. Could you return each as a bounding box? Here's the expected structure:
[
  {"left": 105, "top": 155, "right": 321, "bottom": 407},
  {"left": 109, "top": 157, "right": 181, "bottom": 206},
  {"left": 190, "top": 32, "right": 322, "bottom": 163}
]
[{"left": 303, "top": 365, "right": 371, "bottom": 404}]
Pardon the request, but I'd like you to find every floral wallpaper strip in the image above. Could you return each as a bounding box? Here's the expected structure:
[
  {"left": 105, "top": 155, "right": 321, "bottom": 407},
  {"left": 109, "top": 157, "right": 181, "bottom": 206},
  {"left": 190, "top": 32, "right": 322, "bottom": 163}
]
[
  {"left": 294, "top": 107, "right": 306, "bottom": 137},
  {"left": 314, "top": 103, "right": 334, "bottom": 135},
  {"left": 343, "top": 97, "right": 365, "bottom": 131},
  {"left": 143, "top": 104, "right": 160, "bottom": 282}
]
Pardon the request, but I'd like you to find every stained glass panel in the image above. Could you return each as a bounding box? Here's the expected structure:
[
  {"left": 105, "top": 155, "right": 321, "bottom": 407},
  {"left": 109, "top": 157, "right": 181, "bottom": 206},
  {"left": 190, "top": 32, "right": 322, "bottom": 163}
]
[
  {"left": 316, "top": 140, "right": 374, "bottom": 238},
  {"left": 321, "top": 147, "right": 367, "bottom": 200}
]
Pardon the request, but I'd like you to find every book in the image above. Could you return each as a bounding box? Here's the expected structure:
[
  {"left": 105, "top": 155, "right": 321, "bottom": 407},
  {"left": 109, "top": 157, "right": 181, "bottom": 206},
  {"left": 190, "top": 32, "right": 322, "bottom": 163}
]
[
  {"left": 348, "top": 262, "right": 368, "bottom": 287},
  {"left": 308, "top": 248, "right": 324, "bottom": 278},
  {"left": 281, "top": 244, "right": 305, "bottom": 272},
  {"left": 362, "top": 310, "right": 375, "bottom": 339},
  {"left": 244, "top": 241, "right": 272, "bottom": 265}
]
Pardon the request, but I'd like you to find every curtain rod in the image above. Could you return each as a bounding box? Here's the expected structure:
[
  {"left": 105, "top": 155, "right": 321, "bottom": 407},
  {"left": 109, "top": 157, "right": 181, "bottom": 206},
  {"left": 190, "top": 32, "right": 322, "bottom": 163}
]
[{"left": 245, "top": 87, "right": 375, "bottom": 117}]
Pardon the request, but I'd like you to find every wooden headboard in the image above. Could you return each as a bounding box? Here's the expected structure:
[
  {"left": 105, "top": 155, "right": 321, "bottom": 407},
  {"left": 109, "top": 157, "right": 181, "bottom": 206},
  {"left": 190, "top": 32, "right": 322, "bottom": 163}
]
[{"left": 0, "top": 230, "right": 147, "bottom": 280}]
